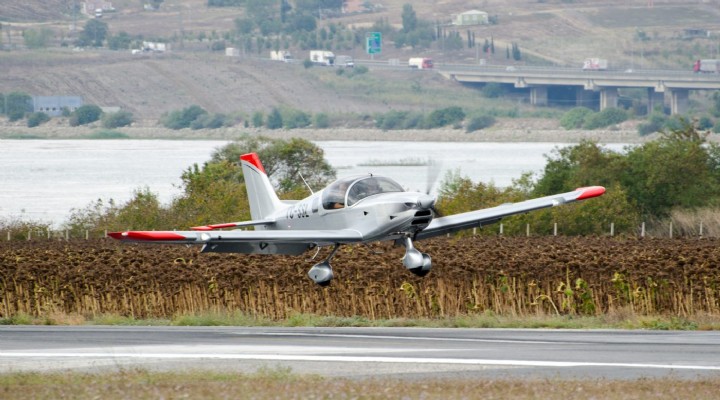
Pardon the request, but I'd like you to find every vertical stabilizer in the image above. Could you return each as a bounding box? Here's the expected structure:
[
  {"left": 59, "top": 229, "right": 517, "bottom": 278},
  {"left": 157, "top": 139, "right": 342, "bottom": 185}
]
[{"left": 240, "top": 153, "right": 284, "bottom": 224}]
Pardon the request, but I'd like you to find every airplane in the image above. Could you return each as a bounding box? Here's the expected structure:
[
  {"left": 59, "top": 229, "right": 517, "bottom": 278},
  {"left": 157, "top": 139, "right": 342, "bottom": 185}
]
[{"left": 109, "top": 152, "right": 606, "bottom": 286}]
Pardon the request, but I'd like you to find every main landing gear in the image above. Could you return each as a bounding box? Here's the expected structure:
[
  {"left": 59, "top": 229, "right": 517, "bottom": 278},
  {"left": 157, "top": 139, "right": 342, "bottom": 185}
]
[
  {"left": 401, "top": 236, "right": 432, "bottom": 277},
  {"left": 307, "top": 238, "right": 432, "bottom": 286}
]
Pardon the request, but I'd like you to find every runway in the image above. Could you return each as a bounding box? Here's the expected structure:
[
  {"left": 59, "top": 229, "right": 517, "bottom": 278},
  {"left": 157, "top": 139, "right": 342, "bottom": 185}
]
[{"left": 1, "top": 326, "right": 719, "bottom": 380}]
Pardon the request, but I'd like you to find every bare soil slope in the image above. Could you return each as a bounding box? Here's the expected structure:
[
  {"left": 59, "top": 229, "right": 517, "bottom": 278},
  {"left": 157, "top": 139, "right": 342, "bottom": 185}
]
[
  {"left": 0, "top": 51, "right": 402, "bottom": 119},
  {"left": 3, "top": 0, "right": 720, "bottom": 121}
]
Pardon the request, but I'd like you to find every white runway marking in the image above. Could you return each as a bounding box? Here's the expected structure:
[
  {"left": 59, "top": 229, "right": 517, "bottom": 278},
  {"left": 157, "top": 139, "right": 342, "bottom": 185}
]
[
  {"left": 259, "top": 332, "right": 558, "bottom": 344},
  {"left": 1, "top": 352, "right": 719, "bottom": 371}
]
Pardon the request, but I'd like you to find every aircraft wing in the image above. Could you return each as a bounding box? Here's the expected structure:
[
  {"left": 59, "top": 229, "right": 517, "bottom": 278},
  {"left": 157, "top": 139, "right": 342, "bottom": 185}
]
[
  {"left": 416, "top": 186, "right": 605, "bottom": 240},
  {"left": 107, "top": 228, "right": 365, "bottom": 255}
]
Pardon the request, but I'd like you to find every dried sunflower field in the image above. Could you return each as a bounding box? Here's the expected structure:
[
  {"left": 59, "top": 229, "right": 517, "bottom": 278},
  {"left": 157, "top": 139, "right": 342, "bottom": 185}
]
[{"left": 1, "top": 236, "right": 719, "bottom": 320}]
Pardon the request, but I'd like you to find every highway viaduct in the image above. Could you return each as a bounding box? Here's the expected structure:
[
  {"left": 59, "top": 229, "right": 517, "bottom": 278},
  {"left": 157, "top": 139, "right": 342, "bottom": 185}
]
[{"left": 436, "top": 66, "right": 720, "bottom": 115}]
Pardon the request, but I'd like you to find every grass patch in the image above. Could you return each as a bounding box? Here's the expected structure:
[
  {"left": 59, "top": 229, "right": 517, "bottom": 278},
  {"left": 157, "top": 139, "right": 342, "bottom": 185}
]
[
  {"left": 0, "top": 368, "right": 718, "bottom": 399},
  {"left": 4, "top": 311, "right": 719, "bottom": 330},
  {"left": 0, "top": 133, "right": 45, "bottom": 139}
]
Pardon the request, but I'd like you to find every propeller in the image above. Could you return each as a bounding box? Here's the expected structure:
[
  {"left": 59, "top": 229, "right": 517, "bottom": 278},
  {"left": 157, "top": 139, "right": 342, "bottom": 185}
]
[{"left": 425, "top": 158, "right": 443, "bottom": 217}]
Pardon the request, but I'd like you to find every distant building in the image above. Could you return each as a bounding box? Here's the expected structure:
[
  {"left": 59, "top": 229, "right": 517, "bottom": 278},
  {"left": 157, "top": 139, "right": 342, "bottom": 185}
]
[
  {"left": 32, "top": 96, "right": 83, "bottom": 116},
  {"left": 683, "top": 28, "right": 709, "bottom": 39},
  {"left": 342, "top": 0, "right": 364, "bottom": 13},
  {"left": 143, "top": 41, "right": 169, "bottom": 52},
  {"left": 81, "top": 1, "right": 114, "bottom": 17},
  {"left": 452, "top": 10, "right": 489, "bottom": 26}
]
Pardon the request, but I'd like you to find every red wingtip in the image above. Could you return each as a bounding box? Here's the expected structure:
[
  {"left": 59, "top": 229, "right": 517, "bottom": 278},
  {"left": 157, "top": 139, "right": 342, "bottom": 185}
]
[
  {"left": 191, "top": 226, "right": 212, "bottom": 231},
  {"left": 108, "top": 231, "right": 188, "bottom": 241},
  {"left": 240, "top": 153, "right": 266, "bottom": 174},
  {"left": 575, "top": 186, "right": 606, "bottom": 200}
]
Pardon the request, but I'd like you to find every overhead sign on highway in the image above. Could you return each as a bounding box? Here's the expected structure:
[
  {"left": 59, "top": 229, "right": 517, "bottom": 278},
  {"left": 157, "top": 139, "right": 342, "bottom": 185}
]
[{"left": 366, "top": 32, "right": 381, "bottom": 55}]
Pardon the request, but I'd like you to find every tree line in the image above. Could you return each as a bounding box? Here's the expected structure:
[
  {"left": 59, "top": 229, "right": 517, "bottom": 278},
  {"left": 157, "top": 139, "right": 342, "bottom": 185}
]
[{"left": 29, "top": 120, "right": 712, "bottom": 238}]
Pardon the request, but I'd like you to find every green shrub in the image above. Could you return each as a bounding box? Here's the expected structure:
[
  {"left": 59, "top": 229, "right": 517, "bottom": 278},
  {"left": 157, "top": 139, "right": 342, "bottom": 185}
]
[
  {"left": 466, "top": 115, "right": 496, "bottom": 132},
  {"left": 638, "top": 122, "right": 658, "bottom": 136},
  {"left": 402, "top": 112, "right": 426, "bottom": 129},
  {"left": 162, "top": 105, "right": 208, "bottom": 129},
  {"left": 282, "top": 109, "right": 311, "bottom": 129},
  {"left": 560, "top": 107, "right": 593, "bottom": 130},
  {"left": 303, "top": 59, "right": 313, "bottom": 69},
  {"left": 313, "top": 113, "right": 330, "bottom": 128},
  {"left": 481, "top": 83, "right": 504, "bottom": 98},
  {"left": 211, "top": 41, "right": 226, "bottom": 51},
  {"left": 190, "top": 113, "right": 229, "bottom": 129},
  {"left": 102, "top": 110, "right": 134, "bottom": 129},
  {"left": 351, "top": 65, "right": 368, "bottom": 75},
  {"left": 252, "top": 111, "right": 265, "bottom": 128},
  {"left": 582, "top": 107, "right": 627, "bottom": 130},
  {"left": 26, "top": 112, "right": 50, "bottom": 128},
  {"left": 266, "top": 108, "right": 283, "bottom": 129},
  {"left": 375, "top": 110, "right": 408, "bottom": 130},
  {"left": 698, "top": 116, "right": 714, "bottom": 130},
  {"left": 425, "top": 106, "right": 465, "bottom": 128},
  {"left": 69, "top": 104, "right": 103, "bottom": 126}
]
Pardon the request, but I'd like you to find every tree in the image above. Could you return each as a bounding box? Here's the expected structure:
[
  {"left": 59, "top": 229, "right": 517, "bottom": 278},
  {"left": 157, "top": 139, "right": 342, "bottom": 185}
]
[
  {"left": 511, "top": 42, "right": 521, "bottom": 61},
  {"left": 78, "top": 19, "right": 109, "bottom": 47},
  {"left": 6, "top": 92, "right": 32, "bottom": 122},
  {"left": 22, "top": 28, "right": 53, "bottom": 49},
  {"left": 252, "top": 111, "right": 264, "bottom": 127},
  {"left": 108, "top": 31, "right": 133, "bottom": 50},
  {"left": 211, "top": 136, "right": 336, "bottom": 193},
  {"left": 266, "top": 108, "right": 283, "bottom": 129},
  {"left": 401, "top": 4, "right": 417, "bottom": 33},
  {"left": 620, "top": 120, "right": 720, "bottom": 216}
]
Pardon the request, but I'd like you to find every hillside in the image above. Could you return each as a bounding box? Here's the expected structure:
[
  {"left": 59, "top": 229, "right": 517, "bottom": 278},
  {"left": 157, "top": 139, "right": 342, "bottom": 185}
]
[{"left": 1, "top": 0, "right": 720, "bottom": 121}]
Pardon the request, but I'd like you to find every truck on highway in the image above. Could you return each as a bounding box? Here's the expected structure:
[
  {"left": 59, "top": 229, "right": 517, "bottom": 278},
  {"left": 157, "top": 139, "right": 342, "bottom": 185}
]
[
  {"left": 408, "top": 57, "right": 433, "bottom": 69},
  {"left": 310, "top": 50, "right": 335, "bottom": 66},
  {"left": 271, "top": 50, "right": 293, "bottom": 62},
  {"left": 336, "top": 55, "right": 354, "bottom": 68},
  {"left": 582, "top": 58, "right": 608, "bottom": 71},
  {"left": 693, "top": 59, "right": 720, "bottom": 73}
]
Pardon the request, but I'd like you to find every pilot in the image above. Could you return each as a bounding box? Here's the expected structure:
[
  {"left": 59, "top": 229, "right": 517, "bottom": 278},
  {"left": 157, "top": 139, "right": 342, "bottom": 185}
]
[{"left": 330, "top": 181, "right": 349, "bottom": 209}]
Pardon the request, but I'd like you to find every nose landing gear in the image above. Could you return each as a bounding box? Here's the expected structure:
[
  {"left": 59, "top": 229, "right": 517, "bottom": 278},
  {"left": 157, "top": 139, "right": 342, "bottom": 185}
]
[{"left": 308, "top": 244, "right": 339, "bottom": 286}]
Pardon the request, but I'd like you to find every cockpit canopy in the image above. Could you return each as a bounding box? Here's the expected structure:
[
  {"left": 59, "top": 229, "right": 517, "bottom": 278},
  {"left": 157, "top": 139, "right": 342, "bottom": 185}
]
[{"left": 322, "top": 175, "right": 404, "bottom": 209}]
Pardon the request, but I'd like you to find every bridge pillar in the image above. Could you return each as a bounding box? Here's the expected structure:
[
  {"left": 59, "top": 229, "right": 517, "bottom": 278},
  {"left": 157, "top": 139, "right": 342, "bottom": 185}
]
[
  {"left": 530, "top": 86, "right": 548, "bottom": 106},
  {"left": 647, "top": 89, "right": 665, "bottom": 114},
  {"left": 599, "top": 87, "right": 618, "bottom": 110},
  {"left": 669, "top": 89, "right": 689, "bottom": 115},
  {"left": 576, "top": 88, "right": 595, "bottom": 108}
]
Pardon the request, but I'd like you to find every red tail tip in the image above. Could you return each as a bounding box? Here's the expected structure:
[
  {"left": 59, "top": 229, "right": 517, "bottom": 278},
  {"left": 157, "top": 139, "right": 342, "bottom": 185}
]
[{"left": 240, "top": 153, "right": 266, "bottom": 174}]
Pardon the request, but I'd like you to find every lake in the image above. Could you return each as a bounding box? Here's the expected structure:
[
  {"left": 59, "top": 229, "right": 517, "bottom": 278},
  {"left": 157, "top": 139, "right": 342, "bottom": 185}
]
[{"left": 0, "top": 139, "right": 627, "bottom": 227}]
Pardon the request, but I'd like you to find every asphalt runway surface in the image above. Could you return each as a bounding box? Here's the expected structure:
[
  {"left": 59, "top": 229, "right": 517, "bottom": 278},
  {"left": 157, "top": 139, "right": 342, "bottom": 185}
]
[{"left": 1, "top": 326, "right": 719, "bottom": 380}]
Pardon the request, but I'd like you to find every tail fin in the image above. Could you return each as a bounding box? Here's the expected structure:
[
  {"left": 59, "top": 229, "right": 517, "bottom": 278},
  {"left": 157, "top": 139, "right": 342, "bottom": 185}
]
[{"left": 240, "top": 153, "right": 284, "bottom": 222}]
